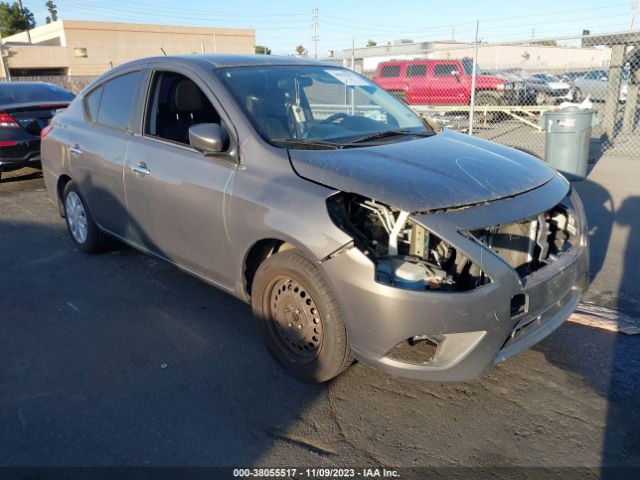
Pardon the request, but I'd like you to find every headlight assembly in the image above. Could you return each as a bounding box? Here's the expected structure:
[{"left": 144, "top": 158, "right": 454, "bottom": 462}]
[{"left": 326, "top": 192, "right": 490, "bottom": 292}]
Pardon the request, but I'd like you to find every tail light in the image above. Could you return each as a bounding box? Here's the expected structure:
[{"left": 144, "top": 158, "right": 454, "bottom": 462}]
[
  {"left": 0, "top": 112, "right": 20, "bottom": 128},
  {"left": 41, "top": 124, "right": 54, "bottom": 138}
]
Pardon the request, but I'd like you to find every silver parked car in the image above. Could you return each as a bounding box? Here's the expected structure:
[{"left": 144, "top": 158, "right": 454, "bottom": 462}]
[
  {"left": 41, "top": 55, "right": 589, "bottom": 383},
  {"left": 573, "top": 69, "right": 628, "bottom": 102}
]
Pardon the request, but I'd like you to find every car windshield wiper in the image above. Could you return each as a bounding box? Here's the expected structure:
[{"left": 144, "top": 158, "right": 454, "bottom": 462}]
[
  {"left": 343, "top": 129, "right": 434, "bottom": 144},
  {"left": 271, "top": 138, "right": 342, "bottom": 150}
]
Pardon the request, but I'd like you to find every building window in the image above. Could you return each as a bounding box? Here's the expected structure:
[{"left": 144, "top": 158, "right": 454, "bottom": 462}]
[{"left": 74, "top": 48, "right": 88, "bottom": 58}]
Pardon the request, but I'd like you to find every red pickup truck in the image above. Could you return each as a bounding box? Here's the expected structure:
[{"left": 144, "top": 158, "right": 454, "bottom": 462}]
[{"left": 373, "top": 58, "right": 522, "bottom": 106}]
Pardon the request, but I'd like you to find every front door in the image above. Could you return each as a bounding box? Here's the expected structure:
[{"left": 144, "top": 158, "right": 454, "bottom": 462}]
[
  {"left": 428, "top": 63, "right": 468, "bottom": 104},
  {"left": 123, "top": 69, "right": 238, "bottom": 287}
]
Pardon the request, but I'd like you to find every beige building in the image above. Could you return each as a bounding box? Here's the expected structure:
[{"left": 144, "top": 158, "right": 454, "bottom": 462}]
[
  {"left": 344, "top": 40, "right": 611, "bottom": 73},
  {"left": 0, "top": 20, "right": 255, "bottom": 77}
]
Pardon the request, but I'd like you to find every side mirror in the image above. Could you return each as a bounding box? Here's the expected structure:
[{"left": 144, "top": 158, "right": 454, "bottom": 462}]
[
  {"left": 189, "top": 123, "right": 225, "bottom": 154},
  {"left": 452, "top": 70, "right": 461, "bottom": 82}
]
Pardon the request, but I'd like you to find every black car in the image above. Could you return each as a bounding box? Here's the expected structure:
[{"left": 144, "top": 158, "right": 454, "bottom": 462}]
[{"left": 0, "top": 82, "right": 74, "bottom": 181}]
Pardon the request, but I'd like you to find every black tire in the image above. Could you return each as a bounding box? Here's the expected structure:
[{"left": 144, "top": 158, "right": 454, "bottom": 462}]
[
  {"left": 251, "top": 249, "right": 353, "bottom": 383},
  {"left": 535, "top": 91, "right": 554, "bottom": 105},
  {"left": 573, "top": 88, "right": 583, "bottom": 102},
  {"left": 474, "top": 91, "right": 501, "bottom": 123},
  {"left": 63, "top": 181, "right": 109, "bottom": 254}
]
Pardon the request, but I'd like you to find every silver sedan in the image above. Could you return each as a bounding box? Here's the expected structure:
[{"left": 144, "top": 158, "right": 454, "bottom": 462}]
[{"left": 41, "top": 55, "right": 589, "bottom": 383}]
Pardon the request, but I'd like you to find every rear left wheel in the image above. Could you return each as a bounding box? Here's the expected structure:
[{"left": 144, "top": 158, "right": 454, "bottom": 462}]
[
  {"left": 63, "top": 181, "right": 109, "bottom": 254},
  {"left": 251, "top": 250, "right": 353, "bottom": 383}
]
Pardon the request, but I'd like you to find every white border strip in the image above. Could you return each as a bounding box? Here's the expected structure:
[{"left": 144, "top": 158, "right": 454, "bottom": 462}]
[{"left": 568, "top": 302, "right": 640, "bottom": 335}]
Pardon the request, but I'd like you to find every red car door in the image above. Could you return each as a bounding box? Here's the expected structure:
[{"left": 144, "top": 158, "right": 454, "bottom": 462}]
[
  {"left": 404, "top": 63, "right": 429, "bottom": 104},
  {"left": 427, "top": 62, "right": 468, "bottom": 104}
]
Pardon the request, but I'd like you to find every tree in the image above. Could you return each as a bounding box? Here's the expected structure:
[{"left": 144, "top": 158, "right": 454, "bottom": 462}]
[
  {"left": 255, "top": 45, "right": 271, "bottom": 55},
  {"left": 45, "top": 0, "right": 57, "bottom": 24},
  {"left": 0, "top": 2, "right": 35, "bottom": 36},
  {"left": 366, "top": 39, "right": 377, "bottom": 47},
  {"left": 531, "top": 39, "right": 558, "bottom": 47},
  {"left": 295, "top": 45, "right": 307, "bottom": 57}
]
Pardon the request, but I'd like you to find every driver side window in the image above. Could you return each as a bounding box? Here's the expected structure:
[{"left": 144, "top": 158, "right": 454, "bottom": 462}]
[{"left": 144, "top": 71, "right": 220, "bottom": 146}]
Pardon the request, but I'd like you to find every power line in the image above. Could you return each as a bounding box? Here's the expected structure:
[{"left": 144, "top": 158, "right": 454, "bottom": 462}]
[{"left": 65, "top": 0, "right": 309, "bottom": 18}]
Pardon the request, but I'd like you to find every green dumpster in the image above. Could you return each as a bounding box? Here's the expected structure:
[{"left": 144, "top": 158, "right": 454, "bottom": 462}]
[{"left": 542, "top": 107, "right": 596, "bottom": 181}]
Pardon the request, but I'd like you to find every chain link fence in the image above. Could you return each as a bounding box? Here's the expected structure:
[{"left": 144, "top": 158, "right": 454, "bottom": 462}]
[
  {"left": 0, "top": 75, "right": 97, "bottom": 95},
  {"left": 3, "top": 29, "right": 640, "bottom": 159},
  {"left": 333, "top": 30, "right": 640, "bottom": 158}
]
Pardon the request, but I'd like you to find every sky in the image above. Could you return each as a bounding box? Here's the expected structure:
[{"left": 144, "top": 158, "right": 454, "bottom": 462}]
[{"left": 25, "top": 0, "right": 637, "bottom": 56}]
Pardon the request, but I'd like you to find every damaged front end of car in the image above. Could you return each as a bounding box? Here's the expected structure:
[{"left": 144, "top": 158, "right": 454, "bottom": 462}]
[
  {"left": 327, "top": 192, "right": 491, "bottom": 293},
  {"left": 320, "top": 178, "right": 589, "bottom": 381}
]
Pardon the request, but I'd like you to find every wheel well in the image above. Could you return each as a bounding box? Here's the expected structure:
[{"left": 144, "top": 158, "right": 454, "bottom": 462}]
[
  {"left": 56, "top": 174, "right": 72, "bottom": 217},
  {"left": 244, "top": 239, "right": 295, "bottom": 297}
]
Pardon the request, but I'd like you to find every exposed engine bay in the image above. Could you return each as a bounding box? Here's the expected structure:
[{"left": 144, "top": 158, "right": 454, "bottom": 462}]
[
  {"left": 327, "top": 192, "right": 578, "bottom": 292},
  {"left": 468, "top": 201, "right": 578, "bottom": 277},
  {"left": 327, "top": 193, "right": 490, "bottom": 291}
]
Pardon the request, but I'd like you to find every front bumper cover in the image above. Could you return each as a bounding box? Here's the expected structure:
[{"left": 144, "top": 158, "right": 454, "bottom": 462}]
[{"left": 321, "top": 175, "right": 588, "bottom": 381}]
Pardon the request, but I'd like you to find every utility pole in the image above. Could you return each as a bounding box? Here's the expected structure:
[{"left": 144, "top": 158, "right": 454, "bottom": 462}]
[
  {"left": 631, "top": 0, "right": 639, "bottom": 30},
  {"left": 451, "top": 25, "right": 455, "bottom": 41},
  {"left": 312, "top": 8, "right": 319, "bottom": 59},
  {"left": 17, "top": 0, "right": 32, "bottom": 43},
  {"left": 351, "top": 36, "right": 355, "bottom": 70},
  {"left": 468, "top": 20, "right": 480, "bottom": 136}
]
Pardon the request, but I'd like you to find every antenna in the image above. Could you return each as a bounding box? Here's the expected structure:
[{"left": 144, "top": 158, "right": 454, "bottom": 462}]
[{"left": 160, "top": 48, "right": 167, "bottom": 56}]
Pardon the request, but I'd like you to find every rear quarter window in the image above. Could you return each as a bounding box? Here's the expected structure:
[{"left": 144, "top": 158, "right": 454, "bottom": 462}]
[
  {"left": 94, "top": 71, "right": 142, "bottom": 131},
  {"left": 84, "top": 86, "right": 103, "bottom": 123},
  {"left": 380, "top": 65, "right": 401, "bottom": 78}
]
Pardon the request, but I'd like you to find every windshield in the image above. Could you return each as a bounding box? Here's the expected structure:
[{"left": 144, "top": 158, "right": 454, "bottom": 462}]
[
  {"left": 0, "top": 83, "right": 74, "bottom": 103},
  {"left": 534, "top": 73, "right": 561, "bottom": 83},
  {"left": 461, "top": 58, "right": 483, "bottom": 76},
  {"left": 216, "top": 65, "right": 429, "bottom": 146}
]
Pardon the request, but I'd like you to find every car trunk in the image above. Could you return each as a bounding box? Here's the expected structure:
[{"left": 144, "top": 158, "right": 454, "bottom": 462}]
[{"left": 2, "top": 102, "right": 69, "bottom": 137}]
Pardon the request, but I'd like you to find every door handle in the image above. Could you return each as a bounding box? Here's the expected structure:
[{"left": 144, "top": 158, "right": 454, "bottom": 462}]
[
  {"left": 69, "top": 144, "right": 82, "bottom": 155},
  {"left": 130, "top": 162, "right": 150, "bottom": 176}
]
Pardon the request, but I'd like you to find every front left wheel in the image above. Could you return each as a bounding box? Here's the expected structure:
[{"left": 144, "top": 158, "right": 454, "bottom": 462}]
[
  {"left": 63, "top": 181, "right": 109, "bottom": 254},
  {"left": 251, "top": 249, "right": 353, "bottom": 383}
]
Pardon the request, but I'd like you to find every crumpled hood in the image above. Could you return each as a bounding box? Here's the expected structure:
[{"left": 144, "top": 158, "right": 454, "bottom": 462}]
[{"left": 289, "top": 129, "right": 557, "bottom": 212}]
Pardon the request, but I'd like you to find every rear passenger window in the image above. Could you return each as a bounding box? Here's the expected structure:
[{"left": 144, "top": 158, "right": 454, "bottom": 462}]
[
  {"left": 84, "top": 86, "right": 103, "bottom": 122},
  {"left": 406, "top": 64, "right": 427, "bottom": 77},
  {"left": 95, "top": 71, "right": 142, "bottom": 131},
  {"left": 434, "top": 64, "right": 459, "bottom": 76},
  {"left": 380, "top": 65, "right": 401, "bottom": 78}
]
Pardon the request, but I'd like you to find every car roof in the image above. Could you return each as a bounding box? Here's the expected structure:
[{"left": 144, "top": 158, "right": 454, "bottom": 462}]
[
  {"left": 0, "top": 81, "right": 64, "bottom": 88},
  {"left": 114, "top": 54, "right": 329, "bottom": 71}
]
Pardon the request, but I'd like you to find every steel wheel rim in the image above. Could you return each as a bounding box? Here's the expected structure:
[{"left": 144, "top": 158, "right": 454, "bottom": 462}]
[
  {"left": 65, "top": 191, "right": 88, "bottom": 244},
  {"left": 266, "top": 275, "right": 323, "bottom": 364}
]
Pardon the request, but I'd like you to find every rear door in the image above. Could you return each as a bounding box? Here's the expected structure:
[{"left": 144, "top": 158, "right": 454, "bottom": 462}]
[
  {"left": 123, "top": 66, "right": 238, "bottom": 287},
  {"left": 404, "top": 63, "right": 428, "bottom": 103},
  {"left": 71, "top": 69, "right": 145, "bottom": 236}
]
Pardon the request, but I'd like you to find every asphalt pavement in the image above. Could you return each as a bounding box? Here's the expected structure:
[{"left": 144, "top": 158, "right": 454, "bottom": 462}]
[{"left": 1, "top": 165, "right": 639, "bottom": 475}]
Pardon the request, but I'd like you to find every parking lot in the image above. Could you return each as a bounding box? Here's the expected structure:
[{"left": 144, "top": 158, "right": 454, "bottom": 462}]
[{"left": 1, "top": 151, "right": 639, "bottom": 474}]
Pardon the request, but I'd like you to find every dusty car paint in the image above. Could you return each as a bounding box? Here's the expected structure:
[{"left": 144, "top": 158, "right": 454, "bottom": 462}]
[
  {"left": 289, "top": 129, "right": 557, "bottom": 212},
  {"left": 41, "top": 54, "right": 589, "bottom": 382}
]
